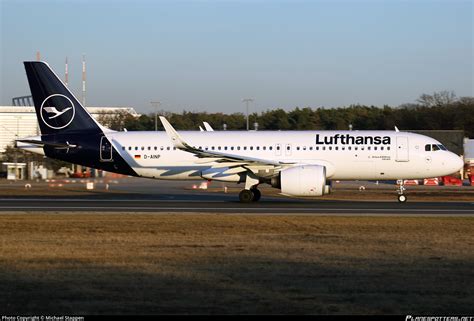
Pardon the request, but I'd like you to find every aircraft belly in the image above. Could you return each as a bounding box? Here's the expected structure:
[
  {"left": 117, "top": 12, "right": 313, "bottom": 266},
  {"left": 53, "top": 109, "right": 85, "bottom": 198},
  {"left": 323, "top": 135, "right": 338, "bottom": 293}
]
[{"left": 133, "top": 166, "right": 208, "bottom": 180}]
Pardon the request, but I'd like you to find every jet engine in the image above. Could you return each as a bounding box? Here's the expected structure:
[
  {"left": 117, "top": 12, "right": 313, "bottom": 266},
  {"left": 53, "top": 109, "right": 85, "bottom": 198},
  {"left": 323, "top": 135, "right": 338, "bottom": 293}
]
[{"left": 276, "top": 165, "right": 328, "bottom": 196}]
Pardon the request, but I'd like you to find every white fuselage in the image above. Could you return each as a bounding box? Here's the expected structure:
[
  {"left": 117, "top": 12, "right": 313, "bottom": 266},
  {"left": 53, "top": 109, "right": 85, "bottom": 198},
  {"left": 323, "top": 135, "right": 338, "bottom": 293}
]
[{"left": 101, "top": 130, "right": 462, "bottom": 181}]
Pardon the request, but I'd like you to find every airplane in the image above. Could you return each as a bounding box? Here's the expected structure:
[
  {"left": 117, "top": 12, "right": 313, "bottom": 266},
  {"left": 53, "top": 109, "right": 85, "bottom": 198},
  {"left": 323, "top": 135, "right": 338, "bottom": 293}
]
[{"left": 16, "top": 61, "right": 464, "bottom": 203}]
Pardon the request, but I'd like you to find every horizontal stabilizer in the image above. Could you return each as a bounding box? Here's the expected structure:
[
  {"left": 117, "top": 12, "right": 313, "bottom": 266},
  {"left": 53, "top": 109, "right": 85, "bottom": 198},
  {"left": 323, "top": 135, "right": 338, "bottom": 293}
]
[{"left": 16, "top": 139, "right": 78, "bottom": 149}]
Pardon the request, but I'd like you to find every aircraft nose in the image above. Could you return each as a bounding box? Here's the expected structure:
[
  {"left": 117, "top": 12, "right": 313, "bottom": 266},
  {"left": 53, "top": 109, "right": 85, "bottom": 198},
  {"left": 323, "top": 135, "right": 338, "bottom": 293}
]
[{"left": 450, "top": 153, "right": 464, "bottom": 172}]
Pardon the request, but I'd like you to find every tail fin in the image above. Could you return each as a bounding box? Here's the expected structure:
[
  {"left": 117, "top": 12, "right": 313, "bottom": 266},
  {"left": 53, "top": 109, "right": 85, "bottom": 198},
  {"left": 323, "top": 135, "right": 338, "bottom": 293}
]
[{"left": 24, "top": 61, "right": 103, "bottom": 135}]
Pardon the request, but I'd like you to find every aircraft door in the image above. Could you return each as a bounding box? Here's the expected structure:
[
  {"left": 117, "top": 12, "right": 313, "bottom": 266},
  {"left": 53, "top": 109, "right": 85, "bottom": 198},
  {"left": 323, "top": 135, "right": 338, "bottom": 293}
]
[
  {"left": 100, "top": 136, "right": 113, "bottom": 162},
  {"left": 395, "top": 136, "right": 409, "bottom": 162}
]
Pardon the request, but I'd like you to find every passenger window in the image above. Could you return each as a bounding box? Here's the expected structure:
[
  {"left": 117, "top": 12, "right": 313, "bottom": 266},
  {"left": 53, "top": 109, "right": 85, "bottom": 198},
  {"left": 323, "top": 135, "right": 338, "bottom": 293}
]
[
  {"left": 135, "top": 147, "right": 138, "bottom": 151},
  {"left": 263, "top": 146, "right": 266, "bottom": 150},
  {"left": 276, "top": 146, "right": 280, "bottom": 151},
  {"left": 224, "top": 146, "right": 228, "bottom": 150},
  {"left": 335, "top": 147, "right": 338, "bottom": 151},
  {"left": 309, "top": 146, "right": 313, "bottom": 151},
  {"left": 148, "top": 147, "right": 151, "bottom": 150},
  {"left": 367, "top": 147, "right": 370, "bottom": 151},
  {"left": 167, "top": 147, "right": 170, "bottom": 150},
  {"left": 160, "top": 146, "right": 164, "bottom": 151},
  {"left": 296, "top": 147, "right": 300, "bottom": 151},
  {"left": 387, "top": 147, "right": 390, "bottom": 151},
  {"left": 329, "top": 146, "right": 332, "bottom": 151},
  {"left": 380, "top": 146, "right": 384, "bottom": 151},
  {"left": 374, "top": 147, "right": 377, "bottom": 151},
  {"left": 322, "top": 147, "right": 326, "bottom": 151},
  {"left": 231, "top": 146, "right": 234, "bottom": 150},
  {"left": 269, "top": 146, "right": 273, "bottom": 151},
  {"left": 237, "top": 146, "right": 240, "bottom": 150},
  {"left": 154, "top": 146, "right": 157, "bottom": 151},
  {"left": 256, "top": 146, "right": 260, "bottom": 150},
  {"left": 316, "top": 146, "right": 319, "bottom": 151},
  {"left": 243, "top": 146, "right": 247, "bottom": 150},
  {"left": 348, "top": 146, "right": 351, "bottom": 150},
  {"left": 250, "top": 146, "right": 253, "bottom": 150},
  {"left": 128, "top": 147, "right": 132, "bottom": 151}
]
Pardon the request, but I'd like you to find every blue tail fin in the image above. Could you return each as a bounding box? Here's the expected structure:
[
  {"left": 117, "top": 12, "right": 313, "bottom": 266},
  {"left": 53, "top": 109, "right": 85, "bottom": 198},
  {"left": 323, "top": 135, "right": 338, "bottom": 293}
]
[{"left": 24, "top": 61, "right": 102, "bottom": 135}]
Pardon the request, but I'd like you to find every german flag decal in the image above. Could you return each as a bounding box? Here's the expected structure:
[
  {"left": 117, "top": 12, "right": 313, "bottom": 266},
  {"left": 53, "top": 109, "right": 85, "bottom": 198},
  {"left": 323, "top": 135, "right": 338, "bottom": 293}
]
[{"left": 134, "top": 155, "right": 141, "bottom": 159}]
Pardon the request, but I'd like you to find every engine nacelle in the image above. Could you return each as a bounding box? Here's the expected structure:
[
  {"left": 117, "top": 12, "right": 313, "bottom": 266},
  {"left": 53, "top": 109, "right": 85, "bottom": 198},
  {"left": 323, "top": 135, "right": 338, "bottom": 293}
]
[{"left": 280, "top": 165, "right": 327, "bottom": 196}]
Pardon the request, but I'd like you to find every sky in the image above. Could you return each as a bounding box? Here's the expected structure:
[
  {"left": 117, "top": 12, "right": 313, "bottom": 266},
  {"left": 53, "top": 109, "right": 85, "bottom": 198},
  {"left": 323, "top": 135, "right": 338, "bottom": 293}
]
[{"left": 1, "top": 0, "right": 472, "bottom": 114}]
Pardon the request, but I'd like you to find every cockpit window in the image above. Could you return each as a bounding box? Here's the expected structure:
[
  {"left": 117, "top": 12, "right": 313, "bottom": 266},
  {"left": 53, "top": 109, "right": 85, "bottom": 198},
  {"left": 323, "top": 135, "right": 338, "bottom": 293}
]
[{"left": 426, "top": 144, "right": 447, "bottom": 152}]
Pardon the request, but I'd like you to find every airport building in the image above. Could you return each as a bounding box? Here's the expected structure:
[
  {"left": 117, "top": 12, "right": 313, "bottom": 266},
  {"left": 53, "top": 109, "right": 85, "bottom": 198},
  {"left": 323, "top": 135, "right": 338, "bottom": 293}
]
[{"left": 0, "top": 105, "right": 139, "bottom": 153}]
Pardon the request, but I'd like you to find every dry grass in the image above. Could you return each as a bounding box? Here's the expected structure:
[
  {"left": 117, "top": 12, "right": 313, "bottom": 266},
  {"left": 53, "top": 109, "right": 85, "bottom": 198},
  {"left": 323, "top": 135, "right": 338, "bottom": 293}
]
[{"left": 0, "top": 214, "right": 473, "bottom": 314}]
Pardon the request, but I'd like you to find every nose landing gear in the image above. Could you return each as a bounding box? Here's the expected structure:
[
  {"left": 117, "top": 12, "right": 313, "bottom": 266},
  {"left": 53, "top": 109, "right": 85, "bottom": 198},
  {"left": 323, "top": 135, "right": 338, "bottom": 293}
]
[{"left": 397, "top": 180, "right": 407, "bottom": 203}]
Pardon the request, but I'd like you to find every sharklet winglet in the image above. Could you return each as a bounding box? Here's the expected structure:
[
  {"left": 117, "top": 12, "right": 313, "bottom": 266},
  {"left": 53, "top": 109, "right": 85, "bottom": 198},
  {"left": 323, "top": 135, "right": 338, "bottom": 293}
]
[{"left": 159, "top": 116, "right": 188, "bottom": 149}]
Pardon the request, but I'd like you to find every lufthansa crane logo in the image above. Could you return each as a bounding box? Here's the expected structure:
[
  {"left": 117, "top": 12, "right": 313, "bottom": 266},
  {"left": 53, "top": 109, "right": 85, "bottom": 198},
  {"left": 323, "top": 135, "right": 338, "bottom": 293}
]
[{"left": 40, "top": 94, "right": 75, "bottom": 129}]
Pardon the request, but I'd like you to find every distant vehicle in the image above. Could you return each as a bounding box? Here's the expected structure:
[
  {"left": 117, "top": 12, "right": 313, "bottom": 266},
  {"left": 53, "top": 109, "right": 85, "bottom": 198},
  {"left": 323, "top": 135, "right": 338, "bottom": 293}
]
[
  {"left": 16, "top": 61, "right": 463, "bottom": 202},
  {"left": 69, "top": 172, "right": 91, "bottom": 178}
]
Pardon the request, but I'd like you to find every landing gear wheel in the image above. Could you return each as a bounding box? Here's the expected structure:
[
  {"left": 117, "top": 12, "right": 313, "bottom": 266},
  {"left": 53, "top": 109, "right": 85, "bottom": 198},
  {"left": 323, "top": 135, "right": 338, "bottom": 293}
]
[
  {"left": 239, "top": 189, "right": 254, "bottom": 203},
  {"left": 251, "top": 188, "right": 261, "bottom": 202},
  {"left": 398, "top": 194, "right": 407, "bottom": 203}
]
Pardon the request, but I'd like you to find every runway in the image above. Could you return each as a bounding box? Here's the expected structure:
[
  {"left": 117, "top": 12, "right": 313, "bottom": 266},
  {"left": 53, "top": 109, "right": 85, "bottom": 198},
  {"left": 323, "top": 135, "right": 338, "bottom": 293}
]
[
  {"left": 1, "top": 178, "right": 472, "bottom": 216},
  {"left": 1, "top": 196, "right": 473, "bottom": 216}
]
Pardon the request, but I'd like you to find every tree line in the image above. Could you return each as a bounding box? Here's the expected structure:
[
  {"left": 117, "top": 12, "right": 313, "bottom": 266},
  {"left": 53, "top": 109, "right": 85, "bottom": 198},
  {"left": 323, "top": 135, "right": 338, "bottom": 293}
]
[{"left": 98, "top": 92, "right": 474, "bottom": 138}]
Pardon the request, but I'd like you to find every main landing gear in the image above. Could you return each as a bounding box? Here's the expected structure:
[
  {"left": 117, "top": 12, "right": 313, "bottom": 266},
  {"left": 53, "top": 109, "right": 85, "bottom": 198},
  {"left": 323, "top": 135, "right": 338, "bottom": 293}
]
[
  {"left": 239, "top": 188, "right": 261, "bottom": 203},
  {"left": 397, "top": 180, "right": 407, "bottom": 203},
  {"left": 239, "top": 173, "right": 262, "bottom": 203}
]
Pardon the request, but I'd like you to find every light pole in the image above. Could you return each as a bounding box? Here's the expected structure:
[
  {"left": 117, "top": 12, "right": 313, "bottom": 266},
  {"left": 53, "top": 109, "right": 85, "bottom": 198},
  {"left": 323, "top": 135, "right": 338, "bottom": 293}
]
[
  {"left": 14, "top": 116, "right": 22, "bottom": 180},
  {"left": 242, "top": 98, "right": 254, "bottom": 131},
  {"left": 151, "top": 101, "right": 161, "bottom": 131}
]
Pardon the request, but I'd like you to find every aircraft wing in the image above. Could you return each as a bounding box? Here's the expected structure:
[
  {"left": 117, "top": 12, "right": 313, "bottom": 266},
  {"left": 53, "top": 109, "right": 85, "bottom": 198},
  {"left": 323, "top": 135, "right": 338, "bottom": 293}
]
[{"left": 160, "top": 116, "right": 295, "bottom": 168}]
